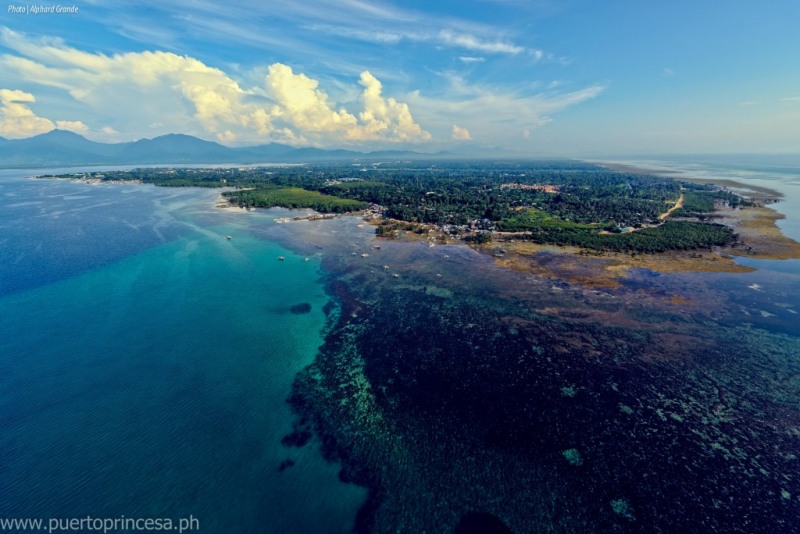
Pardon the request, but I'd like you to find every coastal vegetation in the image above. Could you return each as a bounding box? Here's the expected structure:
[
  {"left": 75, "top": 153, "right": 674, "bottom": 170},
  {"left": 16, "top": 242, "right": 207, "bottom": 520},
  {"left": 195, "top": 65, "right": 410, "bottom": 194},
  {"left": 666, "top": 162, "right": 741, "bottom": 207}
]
[
  {"left": 48, "top": 161, "right": 742, "bottom": 252},
  {"left": 223, "top": 186, "right": 367, "bottom": 212},
  {"left": 670, "top": 188, "right": 750, "bottom": 218},
  {"left": 501, "top": 215, "right": 733, "bottom": 253}
]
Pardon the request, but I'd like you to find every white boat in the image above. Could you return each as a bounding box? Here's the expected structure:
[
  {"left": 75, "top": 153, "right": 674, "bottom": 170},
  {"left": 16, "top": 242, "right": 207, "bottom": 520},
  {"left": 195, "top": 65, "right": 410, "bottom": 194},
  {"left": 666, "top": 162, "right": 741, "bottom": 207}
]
[
  {"left": 277, "top": 256, "right": 285, "bottom": 261},
  {"left": 226, "top": 235, "right": 232, "bottom": 240}
]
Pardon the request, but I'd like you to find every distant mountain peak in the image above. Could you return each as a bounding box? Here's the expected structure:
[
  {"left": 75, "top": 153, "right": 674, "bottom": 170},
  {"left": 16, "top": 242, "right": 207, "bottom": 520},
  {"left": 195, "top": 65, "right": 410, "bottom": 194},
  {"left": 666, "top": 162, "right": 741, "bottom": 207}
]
[
  {"left": 153, "top": 133, "right": 203, "bottom": 139},
  {"left": 34, "top": 129, "right": 88, "bottom": 140},
  {"left": 0, "top": 131, "right": 441, "bottom": 168}
]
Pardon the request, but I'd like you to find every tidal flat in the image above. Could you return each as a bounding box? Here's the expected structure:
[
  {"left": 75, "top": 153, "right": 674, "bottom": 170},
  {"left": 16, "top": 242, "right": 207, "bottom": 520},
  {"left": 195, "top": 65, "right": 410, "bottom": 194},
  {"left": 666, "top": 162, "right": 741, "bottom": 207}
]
[{"left": 264, "top": 214, "right": 800, "bottom": 533}]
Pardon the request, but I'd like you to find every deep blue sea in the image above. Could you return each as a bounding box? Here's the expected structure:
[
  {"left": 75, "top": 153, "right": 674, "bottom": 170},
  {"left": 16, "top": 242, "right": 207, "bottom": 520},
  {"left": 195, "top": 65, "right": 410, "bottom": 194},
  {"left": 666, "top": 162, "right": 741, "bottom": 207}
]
[{"left": 0, "top": 170, "right": 365, "bottom": 533}]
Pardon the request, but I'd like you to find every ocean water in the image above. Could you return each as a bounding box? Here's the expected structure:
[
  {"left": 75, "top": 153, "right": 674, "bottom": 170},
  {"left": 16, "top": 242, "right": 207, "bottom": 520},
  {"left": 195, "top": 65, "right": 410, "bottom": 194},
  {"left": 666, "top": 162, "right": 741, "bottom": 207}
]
[{"left": 0, "top": 173, "right": 365, "bottom": 532}]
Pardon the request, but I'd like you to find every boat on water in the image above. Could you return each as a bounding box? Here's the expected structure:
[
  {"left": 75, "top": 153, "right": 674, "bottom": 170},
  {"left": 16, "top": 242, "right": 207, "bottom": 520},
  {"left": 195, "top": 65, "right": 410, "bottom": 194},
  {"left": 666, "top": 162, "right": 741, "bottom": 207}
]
[
  {"left": 304, "top": 257, "right": 310, "bottom": 262},
  {"left": 226, "top": 235, "right": 232, "bottom": 240},
  {"left": 277, "top": 256, "right": 285, "bottom": 261}
]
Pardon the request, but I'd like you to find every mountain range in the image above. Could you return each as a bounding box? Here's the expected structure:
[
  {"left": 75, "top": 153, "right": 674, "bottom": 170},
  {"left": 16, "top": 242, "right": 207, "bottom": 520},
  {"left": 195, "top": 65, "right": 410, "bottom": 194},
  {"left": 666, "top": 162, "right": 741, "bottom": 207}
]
[{"left": 0, "top": 130, "right": 449, "bottom": 168}]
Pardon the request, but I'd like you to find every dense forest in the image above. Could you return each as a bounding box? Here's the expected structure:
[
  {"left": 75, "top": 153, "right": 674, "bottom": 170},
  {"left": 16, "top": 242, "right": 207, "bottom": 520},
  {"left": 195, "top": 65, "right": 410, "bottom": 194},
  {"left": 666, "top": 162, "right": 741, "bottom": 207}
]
[
  {"left": 49, "top": 161, "right": 741, "bottom": 252},
  {"left": 224, "top": 186, "right": 366, "bottom": 212},
  {"left": 521, "top": 220, "right": 733, "bottom": 253}
]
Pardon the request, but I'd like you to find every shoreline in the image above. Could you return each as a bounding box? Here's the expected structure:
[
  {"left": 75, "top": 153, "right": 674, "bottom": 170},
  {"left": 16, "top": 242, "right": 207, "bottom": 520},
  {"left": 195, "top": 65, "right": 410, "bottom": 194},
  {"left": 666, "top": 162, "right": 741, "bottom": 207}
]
[
  {"left": 215, "top": 195, "right": 241, "bottom": 210},
  {"left": 715, "top": 206, "right": 800, "bottom": 260},
  {"left": 363, "top": 160, "right": 800, "bottom": 281},
  {"left": 590, "top": 160, "right": 800, "bottom": 259},
  {"left": 176, "top": 167, "right": 800, "bottom": 277},
  {"left": 33, "top": 175, "right": 144, "bottom": 186},
  {"left": 592, "top": 160, "right": 784, "bottom": 200},
  {"left": 364, "top": 212, "right": 759, "bottom": 282}
]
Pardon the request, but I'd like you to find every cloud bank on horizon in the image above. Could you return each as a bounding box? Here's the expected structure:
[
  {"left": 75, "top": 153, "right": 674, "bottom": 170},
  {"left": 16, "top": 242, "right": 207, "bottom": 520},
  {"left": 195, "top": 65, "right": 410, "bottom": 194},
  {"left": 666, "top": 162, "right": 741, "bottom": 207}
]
[
  {"left": 1, "top": 1, "right": 798, "bottom": 154},
  {"left": 0, "top": 29, "right": 433, "bottom": 146}
]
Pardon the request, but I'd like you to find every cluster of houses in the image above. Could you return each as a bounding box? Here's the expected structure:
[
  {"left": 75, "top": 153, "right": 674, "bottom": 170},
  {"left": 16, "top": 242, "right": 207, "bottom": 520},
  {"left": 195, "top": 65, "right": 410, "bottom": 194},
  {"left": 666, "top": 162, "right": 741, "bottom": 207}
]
[{"left": 499, "top": 183, "right": 561, "bottom": 193}]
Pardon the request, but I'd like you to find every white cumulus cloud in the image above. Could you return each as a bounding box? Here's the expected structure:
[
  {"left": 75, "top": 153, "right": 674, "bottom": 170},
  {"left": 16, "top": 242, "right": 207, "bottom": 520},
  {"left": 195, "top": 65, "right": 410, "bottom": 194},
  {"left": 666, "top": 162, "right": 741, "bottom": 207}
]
[
  {"left": 0, "top": 28, "right": 430, "bottom": 146},
  {"left": 216, "top": 130, "right": 237, "bottom": 144},
  {"left": 451, "top": 124, "right": 472, "bottom": 141},
  {"left": 266, "top": 63, "right": 358, "bottom": 134},
  {"left": 0, "top": 88, "right": 55, "bottom": 138},
  {"left": 263, "top": 64, "right": 431, "bottom": 143},
  {"left": 356, "top": 71, "right": 431, "bottom": 141},
  {"left": 0, "top": 88, "right": 86, "bottom": 138},
  {"left": 55, "top": 120, "right": 89, "bottom": 134}
]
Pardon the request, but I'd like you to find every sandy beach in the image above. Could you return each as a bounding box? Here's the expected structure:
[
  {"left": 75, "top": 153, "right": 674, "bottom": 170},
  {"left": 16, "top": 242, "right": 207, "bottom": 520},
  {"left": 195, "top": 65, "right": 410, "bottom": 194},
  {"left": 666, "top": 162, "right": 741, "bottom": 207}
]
[{"left": 214, "top": 194, "right": 259, "bottom": 213}]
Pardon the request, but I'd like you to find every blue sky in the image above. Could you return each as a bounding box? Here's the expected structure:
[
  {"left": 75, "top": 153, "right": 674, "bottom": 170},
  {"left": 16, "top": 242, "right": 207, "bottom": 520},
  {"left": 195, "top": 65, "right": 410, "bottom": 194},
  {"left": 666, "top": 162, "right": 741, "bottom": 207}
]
[{"left": 1, "top": 1, "right": 798, "bottom": 155}]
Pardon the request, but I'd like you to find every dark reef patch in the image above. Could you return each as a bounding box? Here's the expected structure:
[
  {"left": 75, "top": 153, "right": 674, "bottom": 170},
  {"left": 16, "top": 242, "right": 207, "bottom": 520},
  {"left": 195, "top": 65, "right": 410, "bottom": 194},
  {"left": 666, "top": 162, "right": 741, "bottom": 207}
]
[
  {"left": 281, "top": 427, "right": 312, "bottom": 448},
  {"left": 287, "top": 267, "right": 800, "bottom": 533},
  {"left": 290, "top": 302, "right": 312, "bottom": 314},
  {"left": 277, "top": 459, "right": 295, "bottom": 472},
  {"left": 454, "top": 512, "right": 512, "bottom": 534},
  {"left": 274, "top": 217, "right": 800, "bottom": 533}
]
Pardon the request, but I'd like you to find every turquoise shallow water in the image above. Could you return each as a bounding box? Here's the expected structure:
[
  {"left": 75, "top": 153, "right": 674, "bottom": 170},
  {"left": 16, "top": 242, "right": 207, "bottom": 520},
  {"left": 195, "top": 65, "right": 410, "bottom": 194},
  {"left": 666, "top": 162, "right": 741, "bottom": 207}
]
[{"left": 0, "top": 175, "right": 365, "bottom": 532}]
